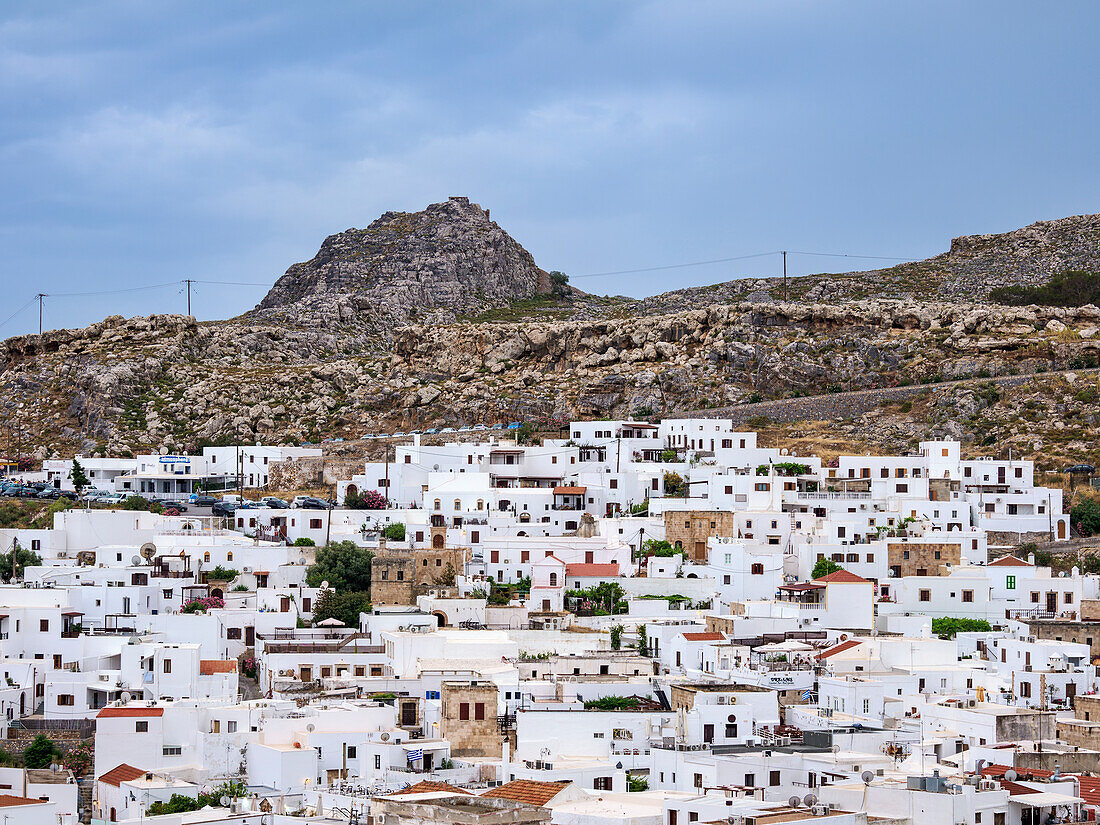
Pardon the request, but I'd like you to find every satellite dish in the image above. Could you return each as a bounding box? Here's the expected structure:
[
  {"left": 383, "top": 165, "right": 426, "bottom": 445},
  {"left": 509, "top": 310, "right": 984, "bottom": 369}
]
[
  {"left": 120, "top": 692, "right": 132, "bottom": 703},
  {"left": 140, "top": 543, "right": 157, "bottom": 560},
  {"left": 321, "top": 581, "right": 329, "bottom": 590},
  {"left": 803, "top": 795, "right": 818, "bottom": 808},
  {"left": 380, "top": 732, "right": 390, "bottom": 741},
  {"left": 861, "top": 770, "right": 875, "bottom": 784},
  {"left": 788, "top": 795, "right": 802, "bottom": 808},
  {"left": 131, "top": 555, "right": 142, "bottom": 567},
  {"left": 1005, "top": 769, "right": 1018, "bottom": 782},
  {"left": 220, "top": 795, "right": 231, "bottom": 807},
  {"left": 306, "top": 723, "right": 315, "bottom": 733}
]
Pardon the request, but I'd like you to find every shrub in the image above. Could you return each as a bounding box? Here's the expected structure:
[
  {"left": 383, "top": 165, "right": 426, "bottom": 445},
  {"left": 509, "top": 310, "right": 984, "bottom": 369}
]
[
  {"left": 181, "top": 596, "right": 225, "bottom": 614},
  {"left": 306, "top": 541, "right": 373, "bottom": 592},
  {"left": 1072, "top": 498, "right": 1100, "bottom": 536},
  {"left": 627, "top": 775, "right": 649, "bottom": 792},
  {"left": 345, "top": 489, "right": 388, "bottom": 509},
  {"left": 990, "top": 270, "right": 1100, "bottom": 307},
  {"left": 293, "top": 537, "right": 316, "bottom": 546},
  {"left": 207, "top": 566, "right": 239, "bottom": 582},
  {"left": 932, "top": 617, "right": 992, "bottom": 638},
  {"left": 663, "top": 472, "right": 686, "bottom": 497},
  {"left": 583, "top": 696, "right": 642, "bottom": 710},
  {"left": 311, "top": 588, "right": 371, "bottom": 628},
  {"left": 382, "top": 522, "right": 406, "bottom": 541},
  {"left": 0, "top": 543, "right": 41, "bottom": 583},
  {"left": 23, "top": 734, "right": 61, "bottom": 769},
  {"left": 610, "top": 624, "right": 623, "bottom": 651},
  {"left": 812, "top": 558, "right": 842, "bottom": 579}
]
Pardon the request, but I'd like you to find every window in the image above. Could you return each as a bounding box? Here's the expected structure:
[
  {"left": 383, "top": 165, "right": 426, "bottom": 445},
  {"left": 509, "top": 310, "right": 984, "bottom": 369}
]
[
  {"left": 226, "top": 627, "right": 242, "bottom": 640},
  {"left": 1031, "top": 591, "right": 1040, "bottom": 603},
  {"left": 39, "top": 619, "right": 48, "bottom": 632},
  {"left": 309, "top": 518, "right": 322, "bottom": 529},
  {"left": 459, "top": 702, "right": 470, "bottom": 721},
  {"left": 57, "top": 694, "right": 74, "bottom": 706},
  {"left": 475, "top": 702, "right": 486, "bottom": 720},
  {"left": 1006, "top": 576, "right": 1016, "bottom": 590},
  {"left": 769, "top": 770, "right": 781, "bottom": 786},
  {"left": 163, "top": 659, "right": 172, "bottom": 673},
  {"left": 919, "top": 589, "right": 931, "bottom": 602},
  {"left": 136, "top": 721, "right": 149, "bottom": 732},
  {"left": 227, "top": 721, "right": 237, "bottom": 733},
  {"left": 694, "top": 773, "right": 703, "bottom": 788},
  {"left": 375, "top": 755, "right": 382, "bottom": 769},
  {"left": 962, "top": 590, "right": 974, "bottom": 603},
  {"left": 163, "top": 746, "right": 182, "bottom": 756},
  {"left": 744, "top": 773, "right": 755, "bottom": 787},
  {"left": 1066, "top": 592, "right": 1074, "bottom": 604}
]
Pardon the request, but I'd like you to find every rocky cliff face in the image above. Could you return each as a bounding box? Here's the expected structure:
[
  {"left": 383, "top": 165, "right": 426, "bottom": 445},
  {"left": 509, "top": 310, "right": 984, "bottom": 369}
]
[
  {"left": 253, "top": 196, "right": 545, "bottom": 331},
  {"left": 3, "top": 208, "right": 1100, "bottom": 467}
]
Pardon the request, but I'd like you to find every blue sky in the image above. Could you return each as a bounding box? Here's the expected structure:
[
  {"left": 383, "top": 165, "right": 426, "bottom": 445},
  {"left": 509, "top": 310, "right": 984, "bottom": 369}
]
[{"left": 1, "top": 1, "right": 1098, "bottom": 335}]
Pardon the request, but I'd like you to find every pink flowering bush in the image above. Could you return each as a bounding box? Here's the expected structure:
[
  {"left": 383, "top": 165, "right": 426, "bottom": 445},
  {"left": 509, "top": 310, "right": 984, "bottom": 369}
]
[{"left": 181, "top": 596, "right": 225, "bottom": 614}]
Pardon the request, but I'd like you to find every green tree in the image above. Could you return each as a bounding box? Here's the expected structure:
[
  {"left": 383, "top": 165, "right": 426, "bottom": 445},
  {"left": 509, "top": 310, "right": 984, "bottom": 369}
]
[
  {"left": 812, "top": 558, "right": 842, "bottom": 579},
  {"left": 931, "top": 617, "right": 992, "bottom": 638},
  {"left": 1072, "top": 498, "right": 1100, "bottom": 536},
  {"left": 0, "top": 541, "right": 41, "bottom": 583},
  {"left": 23, "top": 734, "right": 61, "bottom": 769},
  {"left": 663, "top": 472, "right": 686, "bottom": 497},
  {"left": 306, "top": 540, "right": 374, "bottom": 593},
  {"left": 122, "top": 495, "right": 162, "bottom": 513},
  {"left": 636, "top": 623, "right": 649, "bottom": 657},
  {"left": 548, "top": 270, "right": 570, "bottom": 298},
  {"left": 207, "top": 566, "right": 239, "bottom": 582},
  {"left": 382, "top": 522, "right": 406, "bottom": 541},
  {"left": 69, "top": 459, "right": 90, "bottom": 493},
  {"left": 293, "top": 537, "right": 316, "bottom": 546},
  {"left": 627, "top": 775, "right": 649, "bottom": 792},
  {"left": 609, "top": 624, "right": 623, "bottom": 651},
  {"left": 311, "top": 588, "right": 371, "bottom": 628}
]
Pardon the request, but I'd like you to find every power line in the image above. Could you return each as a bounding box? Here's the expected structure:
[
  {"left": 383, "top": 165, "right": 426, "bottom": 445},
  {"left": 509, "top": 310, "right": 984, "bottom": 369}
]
[
  {"left": 572, "top": 251, "right": 780, "bottom": 279},
  {"left": 0, "top": 297, "right": 38, "bottom": 333}
]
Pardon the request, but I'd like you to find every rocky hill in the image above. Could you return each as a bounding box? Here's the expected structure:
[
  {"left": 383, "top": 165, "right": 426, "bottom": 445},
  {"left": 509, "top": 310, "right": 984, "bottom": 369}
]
[
  {"left": 252, "top": 196, "right": 546, "bottom": 334},
  {"left": 2, "top": 205, "right": 1100, "bottom": 469}
]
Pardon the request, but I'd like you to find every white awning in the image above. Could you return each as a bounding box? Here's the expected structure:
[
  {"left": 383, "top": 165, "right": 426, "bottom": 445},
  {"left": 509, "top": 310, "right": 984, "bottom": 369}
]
[{"left": 1010, "top": 792, "right": 1083, "bottom": 807}]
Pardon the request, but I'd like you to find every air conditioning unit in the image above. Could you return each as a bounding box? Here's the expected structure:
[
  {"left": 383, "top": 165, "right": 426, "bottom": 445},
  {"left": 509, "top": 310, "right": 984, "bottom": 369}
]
[
  {"left": 979, "top": 779, "right": 997, "bottom": 791},
  {"left": 243, "top": 567, "right": 253, "bottom": 573}
]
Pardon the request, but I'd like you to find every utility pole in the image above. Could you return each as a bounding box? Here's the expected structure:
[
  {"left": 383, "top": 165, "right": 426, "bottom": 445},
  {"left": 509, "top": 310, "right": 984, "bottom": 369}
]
[
  {"left": 183, "top": 280, "right": 194, "bottom": 316},
  {"left": 384, "top": 444, "right": 390, "bottom": 505},
  {"left": 35, "top": 294, "right": 46, "bottom": 335},
  {"left": 781, "top": 251, "right": 788, "bottom": 302}
]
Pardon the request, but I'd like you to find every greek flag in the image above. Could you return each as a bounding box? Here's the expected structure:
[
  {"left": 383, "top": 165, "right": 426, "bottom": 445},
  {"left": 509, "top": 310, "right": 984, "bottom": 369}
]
[
  {"left": 407, "top": 748, "right": 423, "bottom": 762},
  {"left": 801, "top": 689, "right": 813, "bottom": 700}
]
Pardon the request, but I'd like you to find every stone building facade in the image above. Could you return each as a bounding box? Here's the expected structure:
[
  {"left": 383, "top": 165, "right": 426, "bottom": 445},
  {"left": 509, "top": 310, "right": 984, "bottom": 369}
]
[
  {"left": 886, "top": 541, "right": 961, "bottom": 578},
  {"left": 371, "top": 540, "right": 470, "bottom": 606},
  {"left": 663, "top": 511, "right": 736, "bottom": 562},
  {"left": 439, "top": 681, "right": 500, "bottom": 757}
]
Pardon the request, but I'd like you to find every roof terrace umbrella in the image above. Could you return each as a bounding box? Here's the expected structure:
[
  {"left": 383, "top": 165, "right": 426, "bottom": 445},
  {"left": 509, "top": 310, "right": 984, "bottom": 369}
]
[{"left": 318, "top": 618, "right": 345, "bottom": 627}]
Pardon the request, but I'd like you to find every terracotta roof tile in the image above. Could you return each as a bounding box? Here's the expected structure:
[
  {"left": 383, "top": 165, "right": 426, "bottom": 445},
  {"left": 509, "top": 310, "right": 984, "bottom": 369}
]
[
  {"left": 814, "top": 640, "right": 862, "bottom": 660},
  {"left": 200, "top": 660, "right": 238, "bottom": 675},
  {"left": 553, "top": 487, "right": 587, "bottom": 495},
  {"left": 481, "top": 780, "right": 571, "bottom": 806},
  {"left": 0, "top": 794, "right": 47, "bottom": 807},
  {"left": 388, "top": 780, "right": 472, "bottom": 797},
  {"left": 99, "top": 764, "right": 146, "bottom": 787},
  {"left": 682, "top": 632, "right": 725, "bottom": 642},
  {"left": 565, "top": 563, "right": 620, "bottom": 577},
  {"left": 989, "top": 556, "right": 1033, "bottom": 567},
  {"left": 97, "top": 707, "right": 164, "bottom": 719},
  {"left": 815, "top": 570, "right": 871, "bottom": 584}
]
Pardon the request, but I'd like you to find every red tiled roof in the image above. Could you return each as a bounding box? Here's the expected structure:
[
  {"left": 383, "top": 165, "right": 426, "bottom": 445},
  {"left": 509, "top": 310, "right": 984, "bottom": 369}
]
[
  {"left": 553, "top": 486, "right": 587, "bottom": 495},
  {"left": 99, "top": 764, "right": 146, "bottom": 787},
  {"left": 0, "top": 794, "right": 46, "bottom": 807},
  {"left": 481, "top": 780, "right": 571, "bottom": 806},
  {"left": 778, "top": 582, "right": 824, "bottom": 591},
  {"left": 1074, "top": 775, "right": 1100, "bottom": 805},
  {"left": 979, "top": 764, "right": 1052, "bottom": 779},
  {"left": 682, "top": 632, "right": 725, "bottom": 642},
  {"left": 97, "top": 707, "right": 164, "bottom": 719},
  {"left": 388, "top": 780, "right": 472, "bottom": 797},
  {"left": 200, "top": 660, "right": 238, "bottom": 675},
  {"left": 815, "top": 570, "right": 871, "bottom": 584},
  {"left": 565, "top": 563, "right": 620, "bottom": 577},
  {"left": 814, "top": 640, "right": 862, "bottom": 660},
  {"left": 989, "top": 556, "right": 1033, "bottom": 567}
]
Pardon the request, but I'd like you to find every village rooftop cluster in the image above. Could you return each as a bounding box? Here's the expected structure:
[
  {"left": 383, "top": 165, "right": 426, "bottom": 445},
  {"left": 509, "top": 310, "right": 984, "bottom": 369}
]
[{"left": 0, "top": 417, "right": 1094, "bottom": 825}]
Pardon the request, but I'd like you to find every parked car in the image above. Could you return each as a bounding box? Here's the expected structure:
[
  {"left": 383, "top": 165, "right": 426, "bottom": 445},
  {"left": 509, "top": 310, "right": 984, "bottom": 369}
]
[
  {"left": 101, "top": 494, "right": 126, "bottom": 505},
  {"left": 290, "top": 496, "right": 312, "bottom": 508},
  {"left": 299, "top": 497, "right": 332, "bottom": 510},
  {"left": 192, "top": 495, "right": 218, "bottom": 507},
  {"left": 490, "top": 423, "right": 505, "bottom": 430},
  {"left": 262, "top": 497, "right": 289, "bottom": 509},
  {"left": 36, "top": 488, "right": 62, "bottom": 499},
  {"left": 441, "top": 427, "right": 456, "bottom": 433},
  {"left": 1065, "top": 463, "right": 1095, "bottom": 474},
  {"left": 211, "top": 501, "right": 237, "bottom": 517},
  {"left": 155, "top": 499, "right": 188, "bottom": 512}
]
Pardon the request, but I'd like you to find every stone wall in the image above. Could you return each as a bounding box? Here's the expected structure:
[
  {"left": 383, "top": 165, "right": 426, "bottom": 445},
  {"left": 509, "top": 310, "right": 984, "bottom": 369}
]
[
  {"left": 440, "top": 681, "right": 500, "bottom": 758},
  {"left": 664, "top": 511, "right": 736, "bottom": 562},
  {"left": 887, "top": 542, "right": 961, "bottom": 577}
]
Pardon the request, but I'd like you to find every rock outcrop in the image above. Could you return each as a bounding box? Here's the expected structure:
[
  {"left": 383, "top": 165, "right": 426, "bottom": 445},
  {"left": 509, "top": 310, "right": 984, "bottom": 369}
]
[{"left": 253, "top": 196, "right": 545, "bottom": 331}]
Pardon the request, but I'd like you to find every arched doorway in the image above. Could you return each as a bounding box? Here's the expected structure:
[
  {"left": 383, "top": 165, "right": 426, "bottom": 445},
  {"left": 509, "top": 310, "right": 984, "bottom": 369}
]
[
  {"left": 432, "top": 533, "right": 445, "bottom": 549},
  {"left": 433, "top": 611, "right": 448, "bottom": 628},
  {"left": 211, "top": 588, "right": 224, "bottom": 599},
  {"left": 346, "top": 484, "right": 358, "bottom": 498}
]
